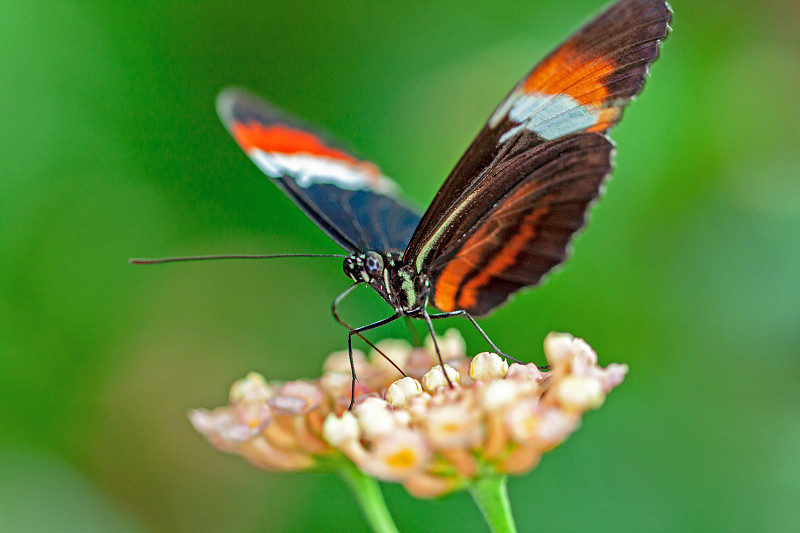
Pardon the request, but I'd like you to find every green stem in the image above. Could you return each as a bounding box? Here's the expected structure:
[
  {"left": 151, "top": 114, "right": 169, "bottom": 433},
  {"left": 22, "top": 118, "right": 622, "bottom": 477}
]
[
  {"left": 469, "top": 475, "right": 518, "bottom": 533},
  {"left": 337, "top": 461, "right": 400, "bottom": 533}
]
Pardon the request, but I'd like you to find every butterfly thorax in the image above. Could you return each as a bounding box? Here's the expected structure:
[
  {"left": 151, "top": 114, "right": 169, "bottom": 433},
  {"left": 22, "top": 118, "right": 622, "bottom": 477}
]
[{"left": 343, "top": 251, "right": 429, "bottom": 314}]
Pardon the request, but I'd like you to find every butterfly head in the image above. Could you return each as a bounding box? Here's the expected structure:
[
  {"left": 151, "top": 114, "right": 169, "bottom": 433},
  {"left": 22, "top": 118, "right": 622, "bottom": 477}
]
[{"left": 343, "top": 251, "right": 426, "bottom": 314}]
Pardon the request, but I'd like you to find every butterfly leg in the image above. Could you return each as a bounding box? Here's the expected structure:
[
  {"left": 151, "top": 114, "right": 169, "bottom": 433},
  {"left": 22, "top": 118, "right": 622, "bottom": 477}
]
[
  {"left": 345, "top": 312, "right": 402, "bottom": 409},
  {"left": 420, "top": 309, "right": 455, "bottom": 389},
  {"left": 332, "top": 284, "right": 407, "bottom": 380},
  {"left": 428, "top": 310, "right": 523, "bottom": 364}
]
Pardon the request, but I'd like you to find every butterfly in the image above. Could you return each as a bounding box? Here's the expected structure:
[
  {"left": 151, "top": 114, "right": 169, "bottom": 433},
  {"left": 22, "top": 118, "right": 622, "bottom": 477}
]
[{"left": 213, "top": 0, "right": 670, "bottom": 400}]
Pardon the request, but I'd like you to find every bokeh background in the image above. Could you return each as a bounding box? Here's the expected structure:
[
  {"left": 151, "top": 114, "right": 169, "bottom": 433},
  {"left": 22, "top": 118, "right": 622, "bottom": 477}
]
[{"left": 2, "top": 1, "right": 799, "bottom": 531}]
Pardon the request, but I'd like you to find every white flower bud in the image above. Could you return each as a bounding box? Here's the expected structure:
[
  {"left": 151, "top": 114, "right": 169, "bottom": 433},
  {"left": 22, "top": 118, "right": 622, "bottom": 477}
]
[
  {"left": 421, "top": 364, "right": 460, "bottom": 393},
  {"left": 370, "top": 339, "right": 413, "bottom": 372},
  {"left": 355, "top": 397, "right": 397, "bottom": 438},
  {"left": 554, "top": 375, "right": 605, "bottom": 410},
  {"left": 424, "top": 329, "right": 466, "bottom": 361},
  {"left": 469, "top": 352, "right": 509, "bottom": 381},
  {"left": 386, "top": 377, "right": 423, "bottom": 408},
  {"left": 506, "top": 362, "right": 543, "bottom": 383},
  {"left": 572, "top": 337, "right": 598, "bottom": 365},
  {"left": 480, "top": 379, "right": 520, "bottom": 411},
  {"left": 229, "top": 372, "right": 272, "bottom": 403},
  {"left": 543, "top": 332, "right": 575, "bottom": 366},
  {"left": 323, "top": 349, "right": 367, "bottom": 374},
  {"left": 322, "top": 412, "right": 360, "bottom": 446}
]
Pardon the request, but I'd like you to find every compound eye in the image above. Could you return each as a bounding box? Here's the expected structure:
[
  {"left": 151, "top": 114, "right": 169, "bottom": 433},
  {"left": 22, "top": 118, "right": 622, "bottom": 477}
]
[
  {"left": 343, "top": 257, "right": 358, "bottom": 281},
  {"left": 363, "top": 252, "right": 384, "bottom": 278}
]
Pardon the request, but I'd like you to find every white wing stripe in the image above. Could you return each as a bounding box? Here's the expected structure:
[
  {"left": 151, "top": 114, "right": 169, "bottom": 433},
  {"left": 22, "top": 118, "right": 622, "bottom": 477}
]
[{"left": 250, "top": 150, "right": 398, "bottom": 194}]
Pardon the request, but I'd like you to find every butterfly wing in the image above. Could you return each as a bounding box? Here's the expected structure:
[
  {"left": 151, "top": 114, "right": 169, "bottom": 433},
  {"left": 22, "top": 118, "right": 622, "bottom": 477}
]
[
  {"left": 429, "top": 132, "right": 614, "bottom": 316},
  {"left": 218, "top": 89, "right": 421, "bottom": 253},
  {"left": 404, "top": 0, "right": 671, "bottom": 315}
]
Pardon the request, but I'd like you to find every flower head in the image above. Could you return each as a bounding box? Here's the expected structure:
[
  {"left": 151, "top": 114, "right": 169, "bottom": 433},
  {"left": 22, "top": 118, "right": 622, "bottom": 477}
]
[{"left": 190, "top": 330, "right": 627, "bottom": 497}]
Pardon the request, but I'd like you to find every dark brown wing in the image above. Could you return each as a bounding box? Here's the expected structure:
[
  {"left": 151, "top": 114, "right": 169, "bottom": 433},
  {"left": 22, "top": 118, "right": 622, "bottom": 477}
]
[
  {"left": 403, "top": 0, "right": 670, "bottom": 315},
  {"left": 428, "top": 133, "right": 613, "bottom": 316}
]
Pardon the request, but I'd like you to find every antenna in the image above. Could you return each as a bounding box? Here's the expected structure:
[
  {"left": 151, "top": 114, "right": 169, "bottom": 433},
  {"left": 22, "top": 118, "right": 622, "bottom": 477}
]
[{"left": 129, "top": 253, "right": 347, "bottom": 265}]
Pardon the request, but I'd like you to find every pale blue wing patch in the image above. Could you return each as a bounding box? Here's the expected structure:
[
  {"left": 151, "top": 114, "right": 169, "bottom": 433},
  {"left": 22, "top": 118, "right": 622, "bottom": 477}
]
[{"left": 497, "top": 90, "right": 599, "bottom": 142}]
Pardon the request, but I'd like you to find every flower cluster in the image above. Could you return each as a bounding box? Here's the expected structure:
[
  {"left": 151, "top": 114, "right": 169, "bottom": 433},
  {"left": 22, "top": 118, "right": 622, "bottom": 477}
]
[{"left": 190, "top": 330, "right": 627, "bottom": 497}]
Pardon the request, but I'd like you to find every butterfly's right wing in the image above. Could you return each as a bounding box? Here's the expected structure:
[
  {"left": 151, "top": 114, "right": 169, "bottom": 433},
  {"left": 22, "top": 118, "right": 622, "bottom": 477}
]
[
  {"left": 428, "top": 132, "right": 614, "bottom": 315},
  {"left": 403, "top": 0, "right": 670, "bottom": 315},
  {"left": 217, "top": 89, "right": 421, "bottom": 253},
  {"left": 405, "top": 0, "right": 670, "bottom": 264}
]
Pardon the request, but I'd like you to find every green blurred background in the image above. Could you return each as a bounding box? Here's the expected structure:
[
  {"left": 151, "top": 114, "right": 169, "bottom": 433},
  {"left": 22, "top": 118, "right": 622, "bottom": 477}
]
[{"left": 2, "top": 1, "right": 798, "bottom": 531}]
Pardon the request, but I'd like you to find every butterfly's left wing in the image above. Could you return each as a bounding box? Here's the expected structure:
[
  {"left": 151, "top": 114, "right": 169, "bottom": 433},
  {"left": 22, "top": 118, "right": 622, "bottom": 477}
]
[
  {"left": 404, "top": 0, "right": 671, "bottom": 315},
  {"left": 218, "top": 89, "right": 421, "bottom": 253}
]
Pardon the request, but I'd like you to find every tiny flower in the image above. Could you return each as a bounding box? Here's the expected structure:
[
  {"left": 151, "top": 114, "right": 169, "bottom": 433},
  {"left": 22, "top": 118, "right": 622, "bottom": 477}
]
[
  {"left": 600, "top": 363, "right": 629, "bottom": 390},
  {"left": 229, "top": 372, "right": 273, "bottom": 404},
  {"left": 553, "top": 375, "right": 605, "bottom": 410},
  {"left": 318, "top": 370, "right": 353, "bottom": 398},
  {"left": 267, "top": 380, "right": 325, "bottom": 418},
  {"left": 421, "top": 363, "right": 460, "bottom": 393},
  {"left": 506, "top": 401, "right": 575, "bottom": 448},
  {"left": 423, "top": 402, "right": 483, "bottom": 449},
  {"left": 362, "top": 430, "right": 431, "bottom": 481},
  {"left": 469, "top": 351, "right": 509, "bottom": 381},
  {"left": 534, "top": 408, "right": 576, "bottom": 446},
  {"left": 424, "top": 328, "right": 466, "bottom": 362},
  {"left": 385, "top": 377, "right": 423, "bottom": 408},
  {"left": 542, "top": 332, "right": 576, "bottom": 366},
  {"left": 368, "top": 338, "right": 413, "bottom": 378},
  {"left": 322, "top": 411, "right": 360, "bottom": 446},
  {"left": 190, "top": 372, "right": 338, "bottom": 472},
  {"left": 323, "top": 348, "right": 368, "bottom": 375},
  {"left": 355, "top": 397, "right": 399, "bottom": 438},
  {"left": 189, "top": 409, "right": 250, "bottom": 449},
  {"left": 506, "top": 362, "right": 544, "bottom": 383},
  {"left": 480, "top": 379, "right": 520, "bottom": 411}
]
